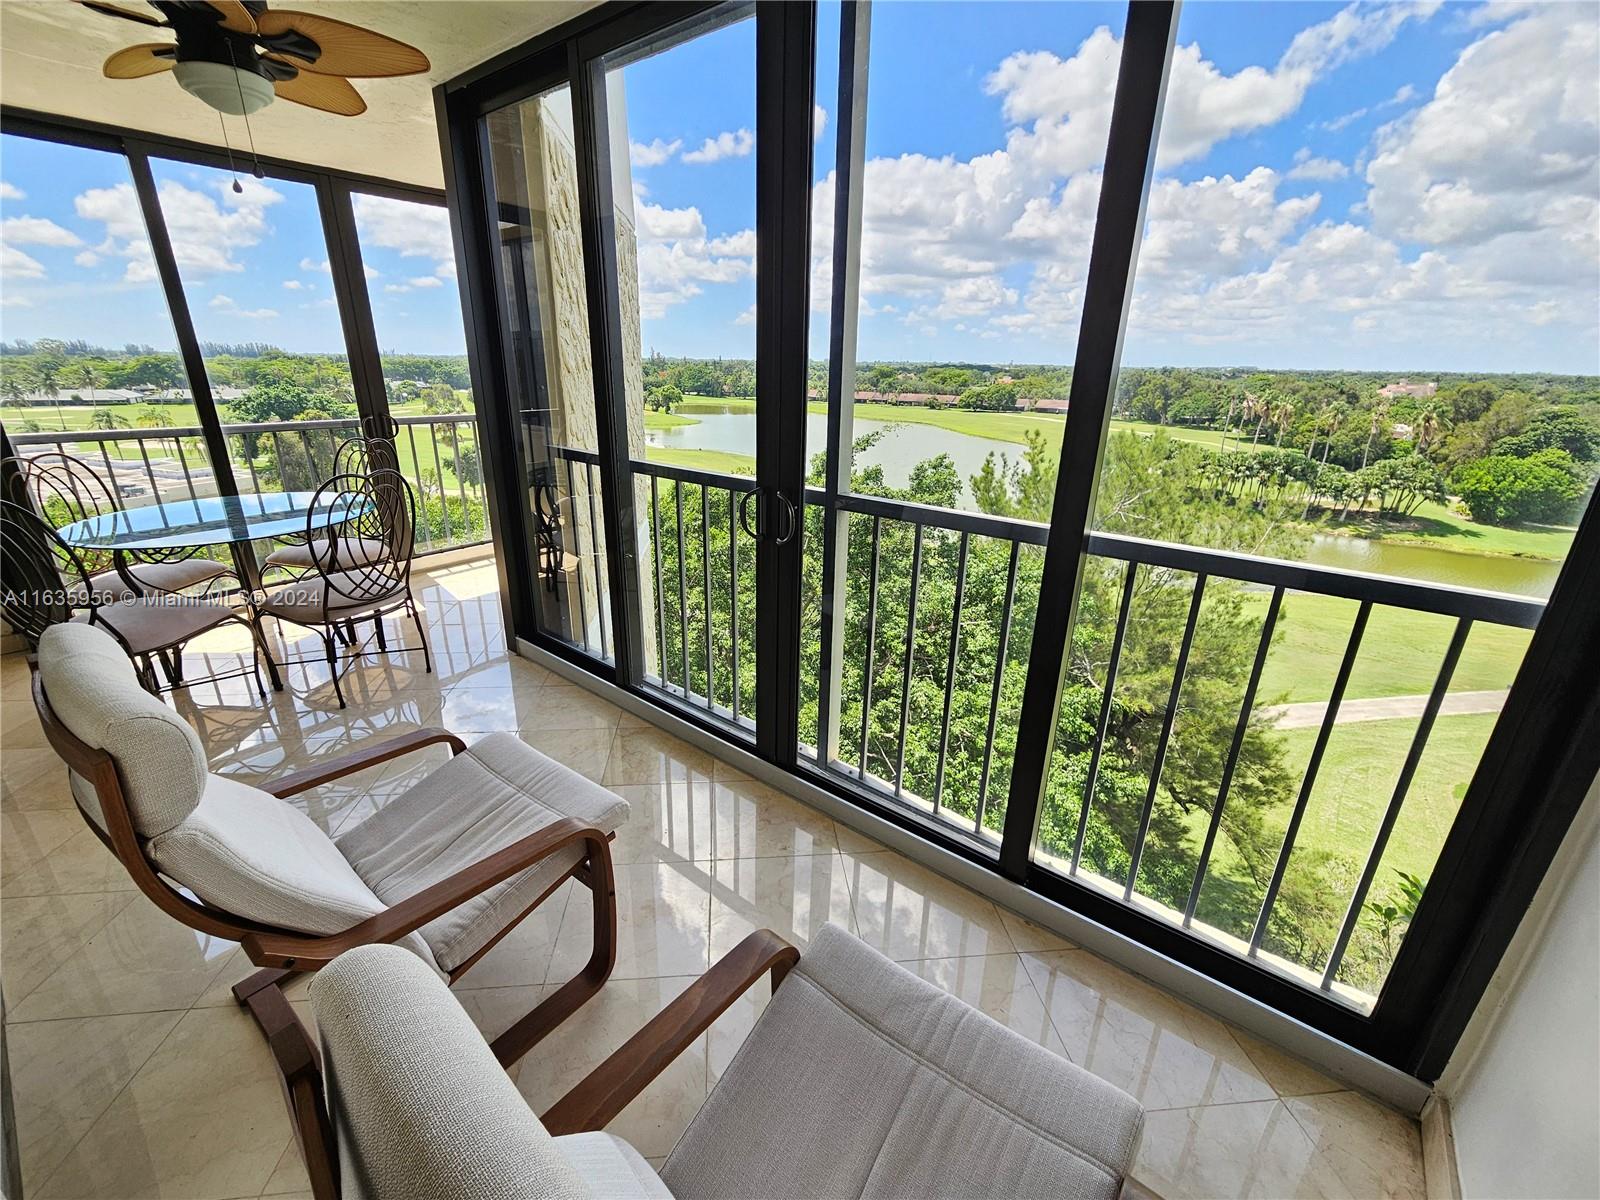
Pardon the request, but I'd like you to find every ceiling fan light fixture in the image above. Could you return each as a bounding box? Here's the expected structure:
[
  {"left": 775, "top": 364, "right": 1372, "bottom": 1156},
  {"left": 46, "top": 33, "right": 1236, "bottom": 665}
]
[{"left": 173, "top": 60, "right": 274, "bottom": 115}]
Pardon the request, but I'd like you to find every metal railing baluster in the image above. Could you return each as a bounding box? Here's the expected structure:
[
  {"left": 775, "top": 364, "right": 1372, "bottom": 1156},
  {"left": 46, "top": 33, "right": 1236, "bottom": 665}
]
[
  {"left": 650, "top": 474, "right": 667, "bottom": 684},
  {"left": 894, "top": 526, "right": 924, "bottom": 798},
  {"left": 429, "top": 421, "right": 453, "bottom": 543},
  {"left": 567, "top": 455, "right": 591, "bottom": 655},
  {"left": 134, "top": 436, "right": 160, "bottom": 499},
  {"left": 1125, "top": 574, "right": 1207, "bottom": 900},
  {"left": 676, "top": 480, "right": 690, "bottom": 697},
  {"left": 932, "top": 531, "right": 969, "bottom": 818},
  {"left": 1071, "top": 560, "right": 1139, "bottom": 872},
  {"left": 1185, "top": 586, "right": 1283, "bottom": 925},
  {"left": 975, "top": 540, "right": 1020, "bottom": 835},
  {"left": 449, "top": 421, "right": 470, "bottom": 534},
  {"left": 857, "top": 514, "right": 882, "bottom": 780},
  {"left": 701, "top": 482, "right": 713, "bottom": 711},
  {"left": 1249, "top": 600, "right": 1373, "bottom": 954},
  {"left": 1321, "top": 617, "right": 1472, "bottom": 988},
  {"left": 270, "top": 431, "right": 288, "bottom": 493},
  {"left": 729, "top": 487, "right": 741, "bottom": 724},
  {"left": 403, "top": 424, "right": 426, "bottom": 545},
  {"left": 588, "top": 462, "right": 609, "bottom": 662}
]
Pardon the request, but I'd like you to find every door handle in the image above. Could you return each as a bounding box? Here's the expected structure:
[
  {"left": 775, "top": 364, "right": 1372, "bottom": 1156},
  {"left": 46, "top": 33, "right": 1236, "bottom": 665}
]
[
  {"left": 738, "top": 489, "right": 762, "bottom": 540},
  {"left": 770, "top": 492, "right": 798, "bottom": 545}
]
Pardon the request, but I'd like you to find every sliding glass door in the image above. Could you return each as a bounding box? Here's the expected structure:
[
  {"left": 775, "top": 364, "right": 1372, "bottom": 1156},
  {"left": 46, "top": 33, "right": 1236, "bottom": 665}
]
[{"left": 440, "top": 0, "right": 1600, "bottom": 1080}]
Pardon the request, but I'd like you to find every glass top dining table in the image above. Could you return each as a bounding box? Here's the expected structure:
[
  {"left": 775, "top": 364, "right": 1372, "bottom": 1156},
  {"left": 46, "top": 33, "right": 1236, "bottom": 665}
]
[{"left": 56, "top": 492, "right": 369, "bottom": 552}]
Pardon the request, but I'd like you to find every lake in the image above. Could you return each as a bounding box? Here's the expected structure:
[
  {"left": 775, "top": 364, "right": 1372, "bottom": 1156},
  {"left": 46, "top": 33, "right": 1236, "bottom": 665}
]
[{"left": 646, "top": 405, "right": 1562, "bottom": 597}]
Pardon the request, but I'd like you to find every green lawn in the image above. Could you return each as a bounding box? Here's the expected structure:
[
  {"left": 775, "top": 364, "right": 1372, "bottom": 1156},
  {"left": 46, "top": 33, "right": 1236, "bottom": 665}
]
[
  {"left": 644, "top": 409, "right": 697, "bottom": 430},
  {"left": 1243, "top": 589, "right": 1531, "bottom": 704},
  {"left": 1324, "top": 500, "right": 1573, "bottom": 561},
  {"left": 1282, "top": 712, "right": 1493, "bottom": 882},
  {"left": 642, "top": 446, "right": 755, "bottom": 474}
]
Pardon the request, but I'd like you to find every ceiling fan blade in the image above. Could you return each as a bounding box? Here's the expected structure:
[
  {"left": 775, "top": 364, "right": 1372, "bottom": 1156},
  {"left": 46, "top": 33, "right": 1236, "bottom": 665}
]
[
  {"left": 255, "top": 10, "right": 429, "bottom": 78},
  {"left": 204, "top": 0, "right": 257, "bottom": 33},
  {"left": 270, "top": 69, "right": 366, "bottom": 117},
  {"left": 76, "top": 1, "right": 166, "bottom": 27},
  {"left": 103, "top": 43, "right": 177, "bottom": 79}
]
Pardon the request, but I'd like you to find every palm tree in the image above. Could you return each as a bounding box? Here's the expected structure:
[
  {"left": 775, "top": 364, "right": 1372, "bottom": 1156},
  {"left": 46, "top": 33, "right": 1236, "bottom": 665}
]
[
  {"left": 1220, "top": 390, "right": 1239, "bottom": 454},
  {"left": 1416, "top": 407, "right": 1446, "bottom": 455},
  {"left": 64, "top": 363, "right": 101, "bottom": 409},
  {"left": 35, "top": 361, "right": 64, "bottom": 430},
  {"left": 1272, "top": 400, "right": 1295, "bottom": 448},
  {"left": 0, "top": 363, "right": 39, "bottom": 412},
  {"left": 1248, "top": 393, "right": 1269, "bottom": 448},
  {"left": 1361, "top": 402, "right": 1388, "bottom": 471},
  {"left": 137, "top": 404, "right": 180, "bottom": 460},
  {"left": 89, "top": 408, "right": 131, "bottom": 431}
]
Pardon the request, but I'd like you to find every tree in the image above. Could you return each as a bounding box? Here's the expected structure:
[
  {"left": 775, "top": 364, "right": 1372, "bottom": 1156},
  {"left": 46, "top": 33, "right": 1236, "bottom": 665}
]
[
  {"left": 0, "top": 362, "right": 39, "bottom": 411},
  {"left": 136, "top": 404, "right": 180, "bottom": 459},
  {"left": 1451, "top": 450, "right": 1585, "bottom": 525},
  {"left": 89, "top": 408, "right": 131, "bottom": 430},
  {"left": 1493, "top": 406, "right": 1600, "bottom": 463},
  {"left": 422, "top": 383, "right": 466, "bottom": 415},
  {"left": 957, "top": 382, "right": 1019, "bottom": 412},
  {"left": 646, "top": 382, "right": 684, "bottom": 412},
  {"left": 1361, "top": 402, "right": 1388, "bottom": 471}
]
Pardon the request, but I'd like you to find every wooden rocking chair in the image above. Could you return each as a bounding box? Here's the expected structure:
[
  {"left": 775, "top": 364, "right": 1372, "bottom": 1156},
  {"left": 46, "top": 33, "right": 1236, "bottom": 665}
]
[{"left": 29, "top": 620, "right": 630, "bottom": 1068}]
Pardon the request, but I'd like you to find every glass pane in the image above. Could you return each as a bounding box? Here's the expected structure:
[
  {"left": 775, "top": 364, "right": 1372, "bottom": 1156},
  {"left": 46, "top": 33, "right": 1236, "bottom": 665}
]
[
  {"left": 801, "top": 1, "right": 1124, "bottom": 843},
  {"left": 483, "top": 84, "right": 615, "bottom": 661},
  {"left": 602, "top": 12, "right": 757, "bottom": 715},
  {"left": 1032, "top": 1, "right": 1600, "bottom": 1010},
  {"left": 147, "top": 159, "right": 358, "bottom": 501},
  {"left": 0, "top": 134, "right": 219, "bottom": 509},
  {"left": 352, "top": 192, "right": 486, "bottom": 555}
]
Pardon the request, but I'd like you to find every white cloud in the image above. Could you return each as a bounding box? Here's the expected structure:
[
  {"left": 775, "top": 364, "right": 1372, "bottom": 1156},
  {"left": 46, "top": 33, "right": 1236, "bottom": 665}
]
[
  {"left": 282, "top": 278, "right": 305, "bottom": 290},
  {"left": 351, "top": 193, "right": 455, "bottom": 281},
  {"left": 208, "top": 292, "right": 278, "bottom": 319},
  {"left": 300, "top": 256, "right": 331, "bottom": 273},
  {"left": 1287, "top": 149, "right": 1350, "bottom": 180},
  {"left": 734, "top": 304, "right": 756, "bottom": 326},
  {"left": 814, "top": 105, "right": 828, "bottom": 142},
  {"left": 73, "top": 250, "right": 101, "bottom": 268},
  {"left": 1, "top": 245, "right": 45, "bottom": 280},
  {"left": 1, "top": 216, "right": 83, "bottom": 247},
  {"left": 1366, "top": 5, "right": 1599, "bottom": 251},
  {"left": 73, "top": 176, "right": 282, "bottom": 283},
  {"left": 630, "top": 138, "right": 681, "bottom": 167},
  {"left": 629, "top": 197, "right": 754, "bottom": 319},
  {"left": 406, "top": 275, "right": 441, "bottom": 288},
  {"left": 682, "top": 128, "right": 754, "bottom": 164},
  {"left": 0, "top": 182, "right": 24, "bottom": 201}
]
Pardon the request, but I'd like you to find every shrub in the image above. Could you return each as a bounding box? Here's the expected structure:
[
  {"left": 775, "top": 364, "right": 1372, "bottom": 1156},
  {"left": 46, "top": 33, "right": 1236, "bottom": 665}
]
[{"left": 1451, "top": 449, "right": 1585, "bottom": 525}]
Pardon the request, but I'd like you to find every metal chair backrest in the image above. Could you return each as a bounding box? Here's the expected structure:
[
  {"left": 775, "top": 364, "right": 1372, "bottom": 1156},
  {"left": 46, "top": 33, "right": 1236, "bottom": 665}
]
[
  {"left": 306, "top": 469, "right": 416, "bottom": 614},
  {"left": 11, "top": 451, "right": 120, "bottom": 576},
  {"left": 0, "top": 498, "right": 87, "bottom": 648}
]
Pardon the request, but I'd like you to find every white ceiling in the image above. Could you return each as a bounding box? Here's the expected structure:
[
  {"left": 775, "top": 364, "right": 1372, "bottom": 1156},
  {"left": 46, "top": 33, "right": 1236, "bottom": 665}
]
[{"left": 0, "top": 1, "right": 602, "bottom": 189}]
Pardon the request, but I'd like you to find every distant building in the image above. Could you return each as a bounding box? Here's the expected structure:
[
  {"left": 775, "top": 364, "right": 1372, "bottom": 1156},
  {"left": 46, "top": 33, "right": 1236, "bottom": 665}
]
[
  {"left": 1377, "top": 379, "right": 1437, "bottom": 399},
  {"left": 1016, "top": 396, "right": 1068, "bottom": 413}
]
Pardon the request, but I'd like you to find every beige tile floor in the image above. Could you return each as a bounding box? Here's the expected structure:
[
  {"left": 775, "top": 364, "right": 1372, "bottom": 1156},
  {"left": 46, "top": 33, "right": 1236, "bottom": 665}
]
[{"left": 0, "top": 554, "right": 1429, "bottom": 1199}]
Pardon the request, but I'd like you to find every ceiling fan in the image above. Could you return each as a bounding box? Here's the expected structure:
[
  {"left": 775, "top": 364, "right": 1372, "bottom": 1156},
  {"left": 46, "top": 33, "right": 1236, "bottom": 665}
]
[{"left": 79, "top": 1, "right": 430, "bottom": 118}]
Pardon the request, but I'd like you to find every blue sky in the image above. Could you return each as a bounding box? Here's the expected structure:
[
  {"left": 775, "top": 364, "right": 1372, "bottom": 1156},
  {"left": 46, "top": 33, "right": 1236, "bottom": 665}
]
[
  {"left": 0, "top": 136, "right": 465, "bottom": 357},
  {"left": 619, "top": 0, "right": 1599, "bottom": 374},
  {"left": 4, "top": 1, "right": 1597, "bottom": 375}
]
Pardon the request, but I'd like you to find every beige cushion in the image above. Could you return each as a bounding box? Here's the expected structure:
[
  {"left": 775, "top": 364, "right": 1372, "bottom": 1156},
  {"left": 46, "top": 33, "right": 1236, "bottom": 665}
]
[
  {"left": 258, "top": 570, "right": 407, "bottom": 623},
  {"left": 336, "top": 733, "right": 629, "bottom": 973},
  {"left": 36, "top": 622, "right": 207, "bottom": 838},
  {"left": 661, "top": 923, "right": 1144, "bottom": 1200},
  {"left": 553, "top": 1134, "right": 672, "bottom": 1199},
  {"left": 265, "top": 537, "right": 386, "bottom": 572},
  {"left": 67, "top": 559, "right": 232, "bottom": 606},
  {"left": 312, "top": 944, "right": 594, "bottom": 1200},
  {"left": 74, "top": 597, "right": 238, "bottom": 655}
]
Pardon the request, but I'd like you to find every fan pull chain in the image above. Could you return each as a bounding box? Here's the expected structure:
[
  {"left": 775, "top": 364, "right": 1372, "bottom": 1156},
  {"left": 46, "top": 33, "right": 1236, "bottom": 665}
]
[
  {"left": 225, "top": 40, "right": 266, "bottom": 183},
  {"left": 216, "top": 112, "right": 244, "bottom": 194}
]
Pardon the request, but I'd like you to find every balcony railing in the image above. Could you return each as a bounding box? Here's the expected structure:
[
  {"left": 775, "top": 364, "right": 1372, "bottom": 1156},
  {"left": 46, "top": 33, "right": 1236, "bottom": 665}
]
[
  {"left": 626, "top": 454, "right": 1547, "bottom": 1009},
  {"left": 6, "top": 413, "right": 489, "bottom": 556}
]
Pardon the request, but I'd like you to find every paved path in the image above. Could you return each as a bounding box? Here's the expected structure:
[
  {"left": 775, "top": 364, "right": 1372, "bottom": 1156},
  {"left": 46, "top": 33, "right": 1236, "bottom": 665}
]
[{"left": 1261, "top": 688, "right": 1508, "bottom": 730}]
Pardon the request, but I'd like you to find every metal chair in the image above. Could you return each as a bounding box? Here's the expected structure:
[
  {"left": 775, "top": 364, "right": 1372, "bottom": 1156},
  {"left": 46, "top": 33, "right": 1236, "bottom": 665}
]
[
  {"left": 263, "top": 418, "right": 399, "bottom": 577},
  {"left": 0, "top": 498, "right": 276, "bottom": 696},
  {"left": 7, "top": 450, "right": 233, "bottom": 602},
  {"left": 256, "top": 468, "right": 431, "bottom": 707}
]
